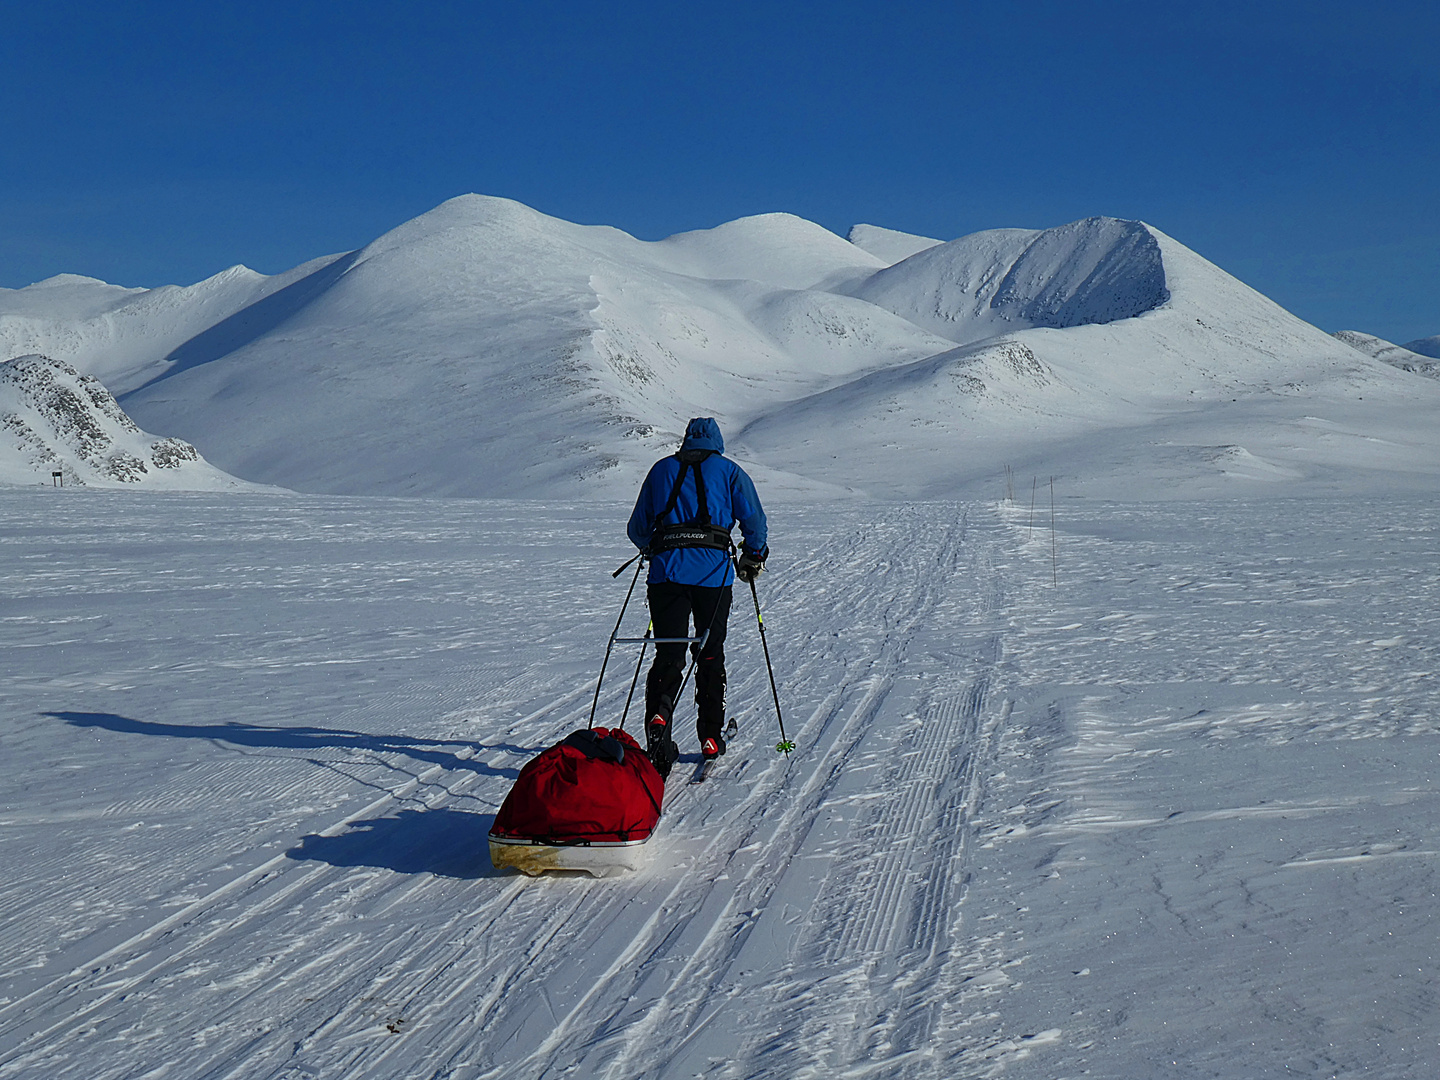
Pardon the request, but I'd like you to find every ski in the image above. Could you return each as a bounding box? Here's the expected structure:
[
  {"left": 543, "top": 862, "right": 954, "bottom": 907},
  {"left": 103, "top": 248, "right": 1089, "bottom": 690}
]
[{"left": 691, "top": 719, "right": 738, "bottom": 783}]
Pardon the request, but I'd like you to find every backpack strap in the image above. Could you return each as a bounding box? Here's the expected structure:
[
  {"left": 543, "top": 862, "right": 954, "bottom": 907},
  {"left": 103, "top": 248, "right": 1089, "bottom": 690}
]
[
  {"left": 655, "top": 453, "right": 694, "bottom": 528},
  {"left": 690, "top": 454, "right": 712, "bottom": 525},
  {"left": 648, "top": 450, "right": 733, "bottom": 555}
]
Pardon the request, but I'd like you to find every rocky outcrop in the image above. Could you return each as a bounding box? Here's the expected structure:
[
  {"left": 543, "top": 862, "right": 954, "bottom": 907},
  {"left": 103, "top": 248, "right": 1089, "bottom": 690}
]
[{"left": 1, "top": 354, "right": 231, "bottom": 488}]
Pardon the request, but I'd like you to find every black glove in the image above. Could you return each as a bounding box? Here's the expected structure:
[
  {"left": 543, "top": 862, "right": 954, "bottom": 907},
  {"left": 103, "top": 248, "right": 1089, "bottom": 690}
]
[{"left": 735, "top": 543, "right": 768, "bottom": 583}]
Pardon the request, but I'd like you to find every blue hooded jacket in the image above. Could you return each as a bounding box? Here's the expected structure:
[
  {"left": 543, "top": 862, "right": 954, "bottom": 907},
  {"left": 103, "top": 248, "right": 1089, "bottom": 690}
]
[{"left": 627, "top": 418, "right": 768, "bottom": 586}]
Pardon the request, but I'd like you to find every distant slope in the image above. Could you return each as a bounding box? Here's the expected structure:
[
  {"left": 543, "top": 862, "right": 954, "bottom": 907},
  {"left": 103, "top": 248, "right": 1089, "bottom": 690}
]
[
  {"left": 1402, "top": 334, "right": 1440, "bottom": 359},
  {"left": 846, "top": 224, "right": 942, "bottom": 266},
  {"left": 650, "top": 212, "right": 885, "bottom": 289},
  {"left": 1334, "top": 331, "right": 1440, "bottom": 378},
  {"left": 736, "top": 224, "right": 1440, "bottom": 498},
  {"left": 0, "top": 259, "right": 350, "bottom": 394},
  {"left": 0, "top": 354, "right": 261, "bottom": 489}
]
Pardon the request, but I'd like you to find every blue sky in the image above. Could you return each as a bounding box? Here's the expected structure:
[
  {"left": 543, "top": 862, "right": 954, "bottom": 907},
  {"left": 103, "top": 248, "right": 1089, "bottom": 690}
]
[{"left": 3, "top": 1, "right": 1436, "bottom": 342}]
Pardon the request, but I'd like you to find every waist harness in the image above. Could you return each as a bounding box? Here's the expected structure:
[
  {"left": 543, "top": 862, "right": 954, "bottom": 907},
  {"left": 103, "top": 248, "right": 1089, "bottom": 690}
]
[{"left": 648, "top": 450, "right": 734, "bottom": 555}]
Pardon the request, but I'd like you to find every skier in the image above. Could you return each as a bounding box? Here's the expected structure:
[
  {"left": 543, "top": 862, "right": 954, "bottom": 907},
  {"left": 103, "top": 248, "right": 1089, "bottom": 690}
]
[{"left": 627, "top": 417, "right": 768, "bottom": 779}]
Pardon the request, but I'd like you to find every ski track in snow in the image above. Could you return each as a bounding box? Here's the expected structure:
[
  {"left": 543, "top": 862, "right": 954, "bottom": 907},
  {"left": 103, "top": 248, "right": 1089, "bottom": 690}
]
[
  {"left": 0, "top": 495, "right": 1024, "bottom": 1080},
  {"left": 3, "top": 491, "right": 1439, "bottom": 1078}
]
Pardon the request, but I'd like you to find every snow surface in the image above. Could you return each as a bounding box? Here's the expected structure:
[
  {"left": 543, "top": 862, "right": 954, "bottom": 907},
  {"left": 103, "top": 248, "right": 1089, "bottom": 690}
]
[{"left": 2, "top": 490, "right": 1438, "bottom": 1078}]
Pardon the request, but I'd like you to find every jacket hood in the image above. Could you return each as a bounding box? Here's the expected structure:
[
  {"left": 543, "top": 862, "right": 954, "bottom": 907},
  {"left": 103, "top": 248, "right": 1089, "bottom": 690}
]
[{"left": 681, "top": 417, "right": 724, "bottom": 454}]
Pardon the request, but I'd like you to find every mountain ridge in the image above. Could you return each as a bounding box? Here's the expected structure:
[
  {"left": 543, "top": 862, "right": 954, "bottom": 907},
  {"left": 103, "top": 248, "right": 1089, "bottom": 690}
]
[{"left": 5, "top": 195, "right": 1439, "bottom": 499}]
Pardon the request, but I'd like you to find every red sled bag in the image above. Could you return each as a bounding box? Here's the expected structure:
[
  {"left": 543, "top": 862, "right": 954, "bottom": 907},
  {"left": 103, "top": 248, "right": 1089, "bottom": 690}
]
[{"left": 489, "top": 727, "right": 664, "bottom": 877}]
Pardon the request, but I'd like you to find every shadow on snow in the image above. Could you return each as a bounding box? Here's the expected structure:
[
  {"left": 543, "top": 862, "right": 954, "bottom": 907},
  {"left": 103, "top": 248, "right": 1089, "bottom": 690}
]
[
  {"left": 43, "top": 711, "right": 538, "bottom": 780},
  {"left": 120, "top": 249, "right": 363, "bottom": 393},
  {"left": 286, "top": 808, "right": 505, "bottom": 878},
  {"left": 45, "top": 711, "right": 529, "bottom": 878}
]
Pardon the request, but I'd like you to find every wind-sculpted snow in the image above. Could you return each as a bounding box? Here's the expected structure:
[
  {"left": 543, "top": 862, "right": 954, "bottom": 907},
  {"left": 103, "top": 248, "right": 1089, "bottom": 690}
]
[
  {"left": 848, "top": 216, "right": 1170, "bottom": 342},
  {"left": 2, "top": 492, "right": 1438, "bottom": 1078},
  {"left": 0, "top": 354, "right": 256, "bottom": 489},
  {"left": 991, "top": 217, "right": 1169, "bottom": 328}
]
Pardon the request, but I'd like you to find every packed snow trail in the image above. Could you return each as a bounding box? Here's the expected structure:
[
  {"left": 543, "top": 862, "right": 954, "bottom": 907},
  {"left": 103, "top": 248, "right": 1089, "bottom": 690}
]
[
  {"left": 5, "top": 491, "right": 1439, "bottom": 1078},
  {"left": 0, "top": 494, "right": 1023, "bottom": 1080}
]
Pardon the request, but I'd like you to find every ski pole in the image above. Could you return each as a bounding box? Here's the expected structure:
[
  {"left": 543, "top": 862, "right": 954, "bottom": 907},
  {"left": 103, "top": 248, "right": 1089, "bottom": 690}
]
[
  {"left": 748, "top": 578, "right": 793, "bottom": 755},
  {"left": 612, "top": 550, "right": 646, "bottom": 578},
  {"left": 588, "top": 555, "right": 645, "bottom": 729}
]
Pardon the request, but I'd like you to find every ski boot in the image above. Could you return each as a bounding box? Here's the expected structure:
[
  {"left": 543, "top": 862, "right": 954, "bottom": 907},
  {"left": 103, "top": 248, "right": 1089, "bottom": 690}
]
[{"left": 645, "top": 714, "right": 680, "bottom": 780}]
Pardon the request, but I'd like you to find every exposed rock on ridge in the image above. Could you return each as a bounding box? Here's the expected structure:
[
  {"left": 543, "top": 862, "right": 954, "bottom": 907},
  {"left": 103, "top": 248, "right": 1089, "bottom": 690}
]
[
  {"left": 1333, "top": 330, "right": 1440, "bottom": 378},
  {"left": 0, "top": 354, "right": 248, "bottom": 489}
]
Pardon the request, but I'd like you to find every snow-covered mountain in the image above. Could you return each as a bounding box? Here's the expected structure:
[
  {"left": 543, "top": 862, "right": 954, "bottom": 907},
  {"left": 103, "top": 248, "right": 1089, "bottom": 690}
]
[
  {"left": 1403, "top": 333, "right": 1440, "bottom": 359},
  {"left": 1334, "top": 330, "right": 1440, "bottom": 378},
  {"left": 5, "top": 195, "right": 1439, "bottom": 499},
  {"left": 0, "top": 262, "right": 346, "bottom": 395},
  {"left": 846, "top": 223, "right": 943, "bottom": 265},
  {"left": 0, "top": 354, "right": 260, "bottom": 489}
]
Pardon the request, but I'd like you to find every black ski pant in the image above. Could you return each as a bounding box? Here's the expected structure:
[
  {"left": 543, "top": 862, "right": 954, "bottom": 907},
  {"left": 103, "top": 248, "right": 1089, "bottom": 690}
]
[{"left": 644, "top": 582, "right": 731, "bottom": 744}]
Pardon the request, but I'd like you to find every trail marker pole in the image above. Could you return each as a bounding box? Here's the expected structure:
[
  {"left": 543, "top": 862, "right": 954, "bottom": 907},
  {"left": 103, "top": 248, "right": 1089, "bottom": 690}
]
[{"left": 1050, "top": 476, "right": 1058, "bottom": 587}]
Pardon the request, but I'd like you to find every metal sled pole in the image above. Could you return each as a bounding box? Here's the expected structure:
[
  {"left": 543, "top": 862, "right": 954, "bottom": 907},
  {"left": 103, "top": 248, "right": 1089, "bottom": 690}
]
[
  {"left": 668, "top": 625, "right": 712, "bottom": 715},
  {"left": 619, "top": 622, "right": 652, "bottom": 731},
  {"left": 588, "top": 557, "right": 646, "bottom": 730},
  {"left": 589, "top": 556, "right": 710, "bottom": 730},
  {"left": 615, "top": 625, "right": 714, "bottom": 729}
]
